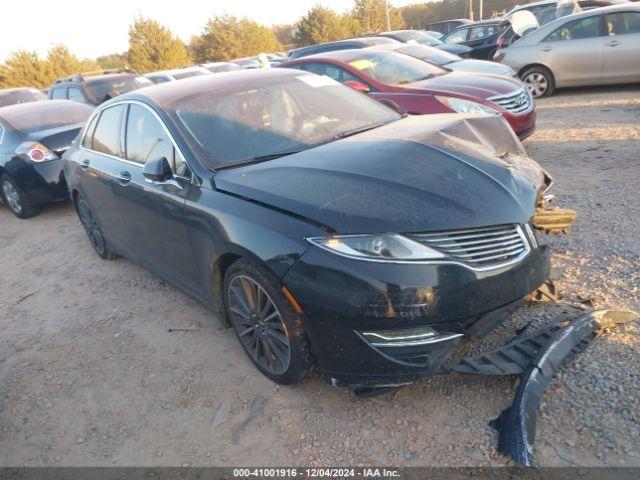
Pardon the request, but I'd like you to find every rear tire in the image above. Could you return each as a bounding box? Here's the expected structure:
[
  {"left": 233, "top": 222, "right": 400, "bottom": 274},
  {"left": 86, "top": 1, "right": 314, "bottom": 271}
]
[
  {"left": 521, "top": 66, "right": 555, "bottom": 98},
  {"left": 223, "top": 258, "right": 312, "bottom": 385},
  {"left": 1, "top": 174, "right": 40, "bottom": 219},
  {"left": 75, "top": 194, "right": 117, "bottom": 260}
]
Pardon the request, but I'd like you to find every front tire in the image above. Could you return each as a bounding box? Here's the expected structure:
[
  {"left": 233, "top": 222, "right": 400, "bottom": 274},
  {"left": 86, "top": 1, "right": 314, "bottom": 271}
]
[
  {"left": 75, "top": 194, "right": 117, "bottom": 260},
  {"left": 1, "top": 174, "right": 40, "bottom": 218},
  {"left": 521, "top": 66, "right": 555, "bottom": 98},
  {"left": 223, "top": 258, "right": 312, "bottom": 385}
]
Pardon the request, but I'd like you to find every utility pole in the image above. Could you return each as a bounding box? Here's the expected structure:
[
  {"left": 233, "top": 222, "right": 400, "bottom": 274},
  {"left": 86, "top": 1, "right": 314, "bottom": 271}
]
[
  {"left": 468, "top": 0, "right": 474, "bottom": 21},
  {"left": 479, "top": 0, "right": 483, "bottom": 20},
  {"left": 384, "top": 0, "right": 391, "bottom": 31}
]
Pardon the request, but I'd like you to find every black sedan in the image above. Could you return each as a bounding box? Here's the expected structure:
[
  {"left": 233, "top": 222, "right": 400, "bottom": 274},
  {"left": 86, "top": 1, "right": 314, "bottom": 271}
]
[
  {"left": 441, "top": 20, "right": 506, "bottom": 60},
  {"left": 374, "top": 30, "right": 473, "bottom": 57},
  {"left": 64, "top": 70, "right": 552, "bottom": 387},
  {"left": 0, "top": 100, "right": 93, "bottom": 218}
]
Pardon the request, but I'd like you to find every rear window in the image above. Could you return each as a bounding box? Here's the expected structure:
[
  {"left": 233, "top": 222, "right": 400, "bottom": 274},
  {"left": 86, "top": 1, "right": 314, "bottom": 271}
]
[
  {"left": 84, "top": 75, "right": 152, "bottom": 105},
  {"left": 1, "top": 102, "right": 92, "bottom": 133},
  {"left": 0, "top": 88, "right": 46, "bottom": 107}
]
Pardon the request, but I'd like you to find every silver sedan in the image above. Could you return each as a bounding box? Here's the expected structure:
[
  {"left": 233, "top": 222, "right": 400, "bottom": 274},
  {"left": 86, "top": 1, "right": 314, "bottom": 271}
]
[{"left": 494, "top": 4, "right": 640, "bottom": 97}]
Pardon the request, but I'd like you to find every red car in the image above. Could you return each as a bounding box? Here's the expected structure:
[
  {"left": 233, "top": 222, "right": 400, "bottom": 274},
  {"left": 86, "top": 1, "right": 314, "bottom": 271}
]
[{"left": 281, "top": 49, "right": 536, "bottom": 139}]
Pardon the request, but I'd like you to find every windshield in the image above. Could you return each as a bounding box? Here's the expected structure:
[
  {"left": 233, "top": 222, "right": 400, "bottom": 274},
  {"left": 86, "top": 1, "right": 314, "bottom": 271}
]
[
  {"left": 85, "top": 75, "right": 152, "bottom": 105},
  {"left": 0, "top": 89, "right": 46, "bottom": 107},
  {"left": 396, "top": 44, "right": 460, "bottom": 66},
  {"left": 347, "top": 51, "right": 447, "bottom": 84},
  {"left": 169, "top": 74, "right": 400, "bottom": 168},
  {"left": 1, "top": 102, "right": 92, "bottom": 133}
]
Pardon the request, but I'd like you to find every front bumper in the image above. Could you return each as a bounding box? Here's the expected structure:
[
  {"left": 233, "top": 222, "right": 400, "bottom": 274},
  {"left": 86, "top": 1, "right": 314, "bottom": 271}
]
[
  {"left": 505, "top": 108, "right": 536, "bottom": 140},
  {"left": 283, "top": 244, "right": 550, "bottom": 386},
  {"left": 11, "top": 158, "right": 68, "bottom": 205}
]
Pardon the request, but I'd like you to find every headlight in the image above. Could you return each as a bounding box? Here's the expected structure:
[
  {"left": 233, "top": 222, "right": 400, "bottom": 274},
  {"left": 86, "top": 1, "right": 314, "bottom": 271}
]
[
  {"left": 435, "top": 96, "right": 501, "bottom": 116},
  {"left": 307, "top": 234, "right": 446, "bottom": 262}
]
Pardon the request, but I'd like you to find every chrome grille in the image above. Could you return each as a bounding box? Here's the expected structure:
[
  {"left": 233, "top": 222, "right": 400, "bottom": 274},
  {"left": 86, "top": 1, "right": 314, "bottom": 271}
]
[
  {"left": 489, "top": 88, "right": 532, "bottom": 115},
  {"left": 409, "top": 224, "right": 530, "bottom": 270}
]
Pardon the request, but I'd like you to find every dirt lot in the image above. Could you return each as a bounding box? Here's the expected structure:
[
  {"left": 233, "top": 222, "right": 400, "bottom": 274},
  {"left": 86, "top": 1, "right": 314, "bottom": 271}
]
[{"left": 1, "top": 86, "right": 639, "bottom": 468}]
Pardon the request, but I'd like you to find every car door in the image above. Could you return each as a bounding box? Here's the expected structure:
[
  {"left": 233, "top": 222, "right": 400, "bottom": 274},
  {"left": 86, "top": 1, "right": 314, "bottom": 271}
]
[
  {"left": 602, "top": 10, "right": 640, "bottom": 82},
  {"left": 77, "top": 104, "right": 130, "bottom": 251},
  {"left": 538, "top": 14, "right": 604, "bottom": 86},
  {"left": 113, "top": 102, "right": 201, "bottom": 290},
  {"left": 466, "top": 25, "right": 499, "bottom": 59}
]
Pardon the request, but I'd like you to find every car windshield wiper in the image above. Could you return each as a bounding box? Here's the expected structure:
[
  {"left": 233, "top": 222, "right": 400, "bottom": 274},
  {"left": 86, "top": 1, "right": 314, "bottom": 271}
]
[
  {"left": 331, "top": 122, "right": 391, "bottom": 141},
  {"left": 216, "top": 150, "right": 303, "bottom": 170}
]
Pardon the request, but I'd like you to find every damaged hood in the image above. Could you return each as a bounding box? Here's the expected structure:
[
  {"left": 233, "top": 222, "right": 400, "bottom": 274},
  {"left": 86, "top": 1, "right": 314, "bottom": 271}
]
[{"left": 214, "top": 114, "right": 546, "bottom": 234}]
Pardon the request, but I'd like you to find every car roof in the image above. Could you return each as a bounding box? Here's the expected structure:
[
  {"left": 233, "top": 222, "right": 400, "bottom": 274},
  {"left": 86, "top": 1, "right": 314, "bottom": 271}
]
[
  {"left": 0, "top": 87, "right": 41, "bottom": 93},
  {"left": 113, "top": 68, "right": 306, "bottom": 106},
  {"left": 287, "top": 48, "right": 402, "bottom": 64},
  {"left": 428, "top": 18, "right": 473, "bottom": 24},
  {"left": 0, "top": 99, "right": 90, "bottom": 122},
  {"left": 543, "top": 2, "right": 638, "bottom": 21},
  {"left": 288, "top": 37, "right": 398, "bottom": 56},
  {"left": 146, "top": 66, "right": 209, "bottom": 77}
]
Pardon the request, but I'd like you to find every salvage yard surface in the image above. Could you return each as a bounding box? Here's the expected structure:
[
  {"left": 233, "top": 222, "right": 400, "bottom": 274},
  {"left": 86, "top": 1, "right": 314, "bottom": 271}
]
[{"left": 1, "top": 86, "right": 639, "bottom": 467}]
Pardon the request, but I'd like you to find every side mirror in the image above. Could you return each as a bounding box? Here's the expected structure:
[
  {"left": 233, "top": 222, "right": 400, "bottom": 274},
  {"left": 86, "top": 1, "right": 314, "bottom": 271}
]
[
  {"left": 143, "top": 156, "right": 173, "bottom": 182},
  {"left": 344, "top": 80, "right": 371, "bottom": 94}
]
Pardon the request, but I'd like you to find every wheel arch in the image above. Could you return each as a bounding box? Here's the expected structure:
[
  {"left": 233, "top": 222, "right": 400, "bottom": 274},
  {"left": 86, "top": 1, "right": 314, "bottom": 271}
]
[{"left": 518, "top": 63, "right": 555, "bottom": 83}]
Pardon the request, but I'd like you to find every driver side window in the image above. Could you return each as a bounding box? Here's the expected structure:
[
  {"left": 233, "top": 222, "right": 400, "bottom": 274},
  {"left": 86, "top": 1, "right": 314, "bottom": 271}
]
[
  {"left": 125, "top": 104, "right": 189, "bottom": 177},
  {"left": 445, "top": 28, "right": 469, "bottom": 43},
  {"left": 544, "top": 15, "right": 602, "bottom": 42}
]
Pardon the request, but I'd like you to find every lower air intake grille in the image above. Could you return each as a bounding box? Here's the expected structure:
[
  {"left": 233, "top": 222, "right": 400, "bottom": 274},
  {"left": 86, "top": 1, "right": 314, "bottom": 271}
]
[{"left": 409, "top": 224, "right": 530, "bottom": 270}]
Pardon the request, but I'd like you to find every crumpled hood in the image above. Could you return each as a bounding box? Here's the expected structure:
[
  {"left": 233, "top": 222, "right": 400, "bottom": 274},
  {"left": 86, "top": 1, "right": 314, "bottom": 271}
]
[
  {"left": 214, "top": 114, "right": 546, "bottom": 234},
  {"left": 406, "top": 71, "right": 522, "bottom": 99}
]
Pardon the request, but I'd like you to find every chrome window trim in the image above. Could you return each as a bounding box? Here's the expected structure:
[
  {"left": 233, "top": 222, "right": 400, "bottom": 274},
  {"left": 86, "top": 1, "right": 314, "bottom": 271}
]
[
  {"left": 0, "top": 123, "right": 4, "bottom": 145},
  {"left": 78, "top": 99, "right": 193, "bottom": 181},
  {"left": 305, "top": 224, "right": 532, "bottom": 272}
]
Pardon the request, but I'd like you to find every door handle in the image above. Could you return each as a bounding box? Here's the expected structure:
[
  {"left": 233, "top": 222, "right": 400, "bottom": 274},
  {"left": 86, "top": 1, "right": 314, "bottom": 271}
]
[
  {"left": 116, "top": 171, "right": 131, "bottom": 184},
  {"left": 540, "top": 46, "right": 552, "bottom": 52},
  {"left": 606, "top": 40, "right": 620, "bottom": 47},
  {"left": 81, "top": 159, "right": 90, "bottom": 169}
]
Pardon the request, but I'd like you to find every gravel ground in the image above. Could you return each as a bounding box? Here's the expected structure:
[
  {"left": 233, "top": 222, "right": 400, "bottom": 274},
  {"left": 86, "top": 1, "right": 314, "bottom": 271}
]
[{"left": 0, "top": 85, "right": 638, "bottom": 468}]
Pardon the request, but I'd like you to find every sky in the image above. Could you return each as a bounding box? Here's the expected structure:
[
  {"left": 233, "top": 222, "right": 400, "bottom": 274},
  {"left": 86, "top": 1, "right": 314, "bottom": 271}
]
[{"left": 1, "top": 0, "right": 418, "bottom": 62}]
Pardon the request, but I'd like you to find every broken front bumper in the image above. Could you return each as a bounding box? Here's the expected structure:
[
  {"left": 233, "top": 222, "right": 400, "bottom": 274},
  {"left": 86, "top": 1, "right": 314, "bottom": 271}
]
[{"left": 444, "top": 309, "right": 639, "bottom": 467}]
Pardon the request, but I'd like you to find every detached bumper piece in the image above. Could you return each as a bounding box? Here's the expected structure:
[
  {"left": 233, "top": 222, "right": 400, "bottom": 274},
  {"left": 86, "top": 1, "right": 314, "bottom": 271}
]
[
  {"left": 532, "top": 206, "right": 577, "bottom": 234},
  {"left": 445, "top": 309, "right": 638, "bottom": 467}
]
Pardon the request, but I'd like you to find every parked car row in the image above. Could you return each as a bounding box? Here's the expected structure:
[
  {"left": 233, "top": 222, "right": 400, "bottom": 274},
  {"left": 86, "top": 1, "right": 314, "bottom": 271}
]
[
  {"left": 424, "top": 0, "right": 639, "bottom": 96},
  {"left": 495, "top": 3, "right": 640, "bottom": 97}
]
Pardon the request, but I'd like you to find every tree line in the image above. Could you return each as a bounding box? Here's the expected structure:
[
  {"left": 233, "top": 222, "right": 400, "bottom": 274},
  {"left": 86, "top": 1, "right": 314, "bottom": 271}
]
[{"left": 0, "top": 0, "right": 523, "bottom": 89}]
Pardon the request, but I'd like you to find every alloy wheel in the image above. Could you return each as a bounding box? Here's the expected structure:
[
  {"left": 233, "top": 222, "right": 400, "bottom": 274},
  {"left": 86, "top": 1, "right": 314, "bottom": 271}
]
[
  {"left": 227, "top": 275, "right": 291, "bottom": 375},
  {"left": 2, "top": 180, "right": 22, "bottom": 214},
  {"left": 524, "top": 73, "right": 548, "bottom": 98}
]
